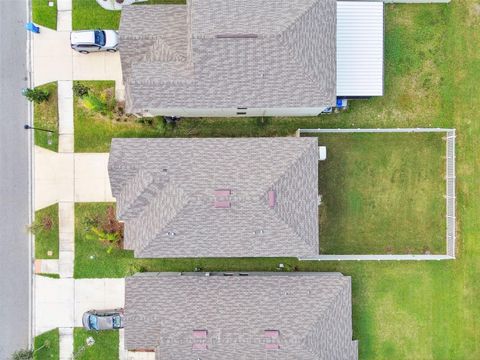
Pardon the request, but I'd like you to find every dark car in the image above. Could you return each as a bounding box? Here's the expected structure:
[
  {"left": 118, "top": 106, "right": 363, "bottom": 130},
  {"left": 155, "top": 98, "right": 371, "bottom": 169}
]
[{"left": 82, "top": 309, "right": 124, "bottom": 331}]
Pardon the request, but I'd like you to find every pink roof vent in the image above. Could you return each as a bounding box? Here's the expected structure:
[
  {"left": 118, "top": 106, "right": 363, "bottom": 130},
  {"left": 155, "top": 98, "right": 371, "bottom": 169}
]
[
  {"left": 264, "top": 330, "right": 279, "bottom": 338},
  {"left": 264, "top": 343, "right": 280, "bottom": 350},
  {"left": 214, "top": 200, "right": 231, "bottom": 209},
  {"left": 192, "top": 343, "right": 208, "bottom": 351},
  {"left": 214, "top": 189, "right": 231, "bottom": 197},
  {"left": 268, "top": 190, "right": 276, "bottom": 208},
  {"left": 193, "top": 330, "right": 208, "bottom": 338}
]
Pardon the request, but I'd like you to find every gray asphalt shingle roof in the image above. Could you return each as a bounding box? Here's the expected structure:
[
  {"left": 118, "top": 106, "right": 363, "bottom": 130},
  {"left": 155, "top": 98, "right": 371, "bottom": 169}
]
[
  {"left": 125, "top": 272, "right": 358, "bottom": 360},
  {"left": 108, "top": 137, "right": 319, "bottom": 258},
  {"left": 119, "top": 0, "right": 336, "bottom": 113}
]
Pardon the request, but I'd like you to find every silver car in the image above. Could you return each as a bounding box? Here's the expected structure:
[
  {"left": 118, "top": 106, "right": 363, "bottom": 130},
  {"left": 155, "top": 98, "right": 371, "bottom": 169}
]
[
  {"left": 70, "top": 30, "right": 118, "bottom": 54},
  {"left": 82, "top": 309, "right": 124, "bottom": 331}
]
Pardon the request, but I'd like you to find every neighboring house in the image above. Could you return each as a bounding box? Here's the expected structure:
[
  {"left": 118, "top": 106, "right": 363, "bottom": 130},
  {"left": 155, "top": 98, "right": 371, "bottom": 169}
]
[
  {"left": 118, "top": 0, "right": 384, "bottom": 117},
  {"left": 108, "top": 137, "right": 319, "bottom": 258},
  {"left": 125, "top": 272, "right": 358, "bottom": 359}
]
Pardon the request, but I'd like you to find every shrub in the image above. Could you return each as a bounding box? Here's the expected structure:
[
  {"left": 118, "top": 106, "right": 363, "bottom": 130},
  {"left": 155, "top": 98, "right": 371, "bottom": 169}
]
[
  {"left": 84, "top": 206, "right": 123, "bottom": 253},
  {"left": 125, "top": 263, "right": 146, "bottom": 276},
  {"left": 255, "top": 116, "right": 271, "bottom": 128},
  {"left": 73, "top": 83, "right": 90, "bottom": 98},
  {"left": 83, "top": 95, "right": 107, "bottom": 113},
  {"left": 156, "top": 119, "right": 167, "bottom": 135},
  {"left": 23, "top": 88, "right": 49, "bottom": 103},
  {"left": 30, "top": 214, "right": 54, "bottom": 235},
  {"left": 12, "top": 349, "right": 33, "bottom": 360}
]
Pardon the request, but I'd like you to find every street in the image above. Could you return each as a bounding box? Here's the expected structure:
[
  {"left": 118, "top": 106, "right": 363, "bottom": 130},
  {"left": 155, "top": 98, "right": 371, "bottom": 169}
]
[{"left": 0, "top": 0, "right": 31, "bottom": 357}]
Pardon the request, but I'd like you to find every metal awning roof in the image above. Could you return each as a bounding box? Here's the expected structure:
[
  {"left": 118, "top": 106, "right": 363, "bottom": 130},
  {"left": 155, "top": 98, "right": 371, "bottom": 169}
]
[{"left": 337, "top": 1, "right": 384, "bottom": 97}]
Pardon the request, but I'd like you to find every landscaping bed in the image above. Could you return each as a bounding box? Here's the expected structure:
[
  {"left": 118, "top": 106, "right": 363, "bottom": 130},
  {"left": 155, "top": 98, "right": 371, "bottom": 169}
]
[
  {"left": 73, "top": 328, "right": 118, "bottom": 360},
  {"left": 34, "top": 82, "right": 59, "bottom": 152},
  {"left": 34, "top": 328, "right": 59, "bottom": 360},
  {"left": 314, "top": 132, "right": 446, "bottom": 255},
  {"left": 34, "top": 204, "right": 59, "bottom": 259},
  {"left": 32, "top": 0, "right": 57, "bottom": 30}
]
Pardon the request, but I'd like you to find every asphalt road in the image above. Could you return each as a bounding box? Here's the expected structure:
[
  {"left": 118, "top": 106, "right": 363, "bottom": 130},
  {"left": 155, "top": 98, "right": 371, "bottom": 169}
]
[{"left": 0, "top": 0, "right": 31, "bottom": 358}]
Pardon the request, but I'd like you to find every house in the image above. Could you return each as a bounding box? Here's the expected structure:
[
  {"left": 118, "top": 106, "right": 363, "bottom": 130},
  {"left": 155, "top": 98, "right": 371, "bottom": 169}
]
[
  {"left": 118, "top": 0, "right": 384, "bottom": 117},
  {"left": 124, "top": 272, "right": 358, "bottom": 359},
  {"left": 108, "top": 137, "right": 319, "bottom": 258}
]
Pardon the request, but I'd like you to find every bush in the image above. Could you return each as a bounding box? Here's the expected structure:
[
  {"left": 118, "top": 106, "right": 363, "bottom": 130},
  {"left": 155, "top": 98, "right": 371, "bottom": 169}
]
[
  {"left": 30, "top": 213, "right": 54, "bottom": 235},
  {"left": 12, "top": 349, "right": 33, "bottom": 360},
  {"left": 125, "top": 263, "right": 146, "bottom": 276},
  {"left": 23, "top": 88, "right": 49, "bottom": 103},
  {"left": 73, "top": 83, "right": 90, "bottom": 98},
  {"left": 83, "top": 95, "right": 107, "bottom": 113}
]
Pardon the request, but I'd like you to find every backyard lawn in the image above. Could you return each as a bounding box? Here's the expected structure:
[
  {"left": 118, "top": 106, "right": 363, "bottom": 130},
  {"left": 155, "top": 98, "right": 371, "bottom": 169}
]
[
  {"left": 34, "top": 203, "right": 59, "bottom": 259},
  {"left": 34, "top": 328, "right": 59, "bottom": 360},
  {"left": 34, "top": 82, "right": 59, "bottom": 152},
  {"left": 73, "top": 328, "right": 118, "bottom": 360},
  {"left": 32, "top": 0, "right": 57, "bottom": 30},
  {"left": 69, "top": 2, "right": 480, "bottom": 360},
  {"left": 315, "top": 132, "right": 446, "bottom": 254}
]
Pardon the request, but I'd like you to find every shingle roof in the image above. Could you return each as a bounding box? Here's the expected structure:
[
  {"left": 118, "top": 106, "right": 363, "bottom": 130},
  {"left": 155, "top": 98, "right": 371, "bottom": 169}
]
[
  {"left": 119, "top": 0, "right": 336, "bottom": 113},
  {"left": 108, "top": 137, "right": 319, "bottom": 258},
  {"left": 125, "top": 272, "right": 358, "bottom": 360}
]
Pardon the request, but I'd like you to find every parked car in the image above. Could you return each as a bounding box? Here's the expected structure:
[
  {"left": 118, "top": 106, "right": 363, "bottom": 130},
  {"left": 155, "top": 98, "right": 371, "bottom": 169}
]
[
  {"left": 82, "top": 309, "right": 124, "bottom": 331},
  {"left": 70, "top": 30, "right": 118, "bottom": 54}
]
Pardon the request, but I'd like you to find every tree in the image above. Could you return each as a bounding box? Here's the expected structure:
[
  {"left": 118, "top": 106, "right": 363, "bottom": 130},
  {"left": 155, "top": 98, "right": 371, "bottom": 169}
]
[{"left": 22, "top": 88, "right": 49, "bottom": 103}]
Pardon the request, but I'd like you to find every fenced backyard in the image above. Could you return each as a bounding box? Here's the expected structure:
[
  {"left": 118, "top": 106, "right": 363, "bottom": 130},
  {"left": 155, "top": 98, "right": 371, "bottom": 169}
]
[{"left": 297, "top": 128, "right": 456, "bottom": 260}]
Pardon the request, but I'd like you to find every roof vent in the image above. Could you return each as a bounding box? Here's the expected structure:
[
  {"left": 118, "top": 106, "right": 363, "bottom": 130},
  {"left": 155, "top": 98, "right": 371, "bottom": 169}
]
[
  {"left": 192, "top": 343, "right": 208, "bottom": 351},
  {"left": 193, "top": 330, "right": 208, "bottom": 338},
  {"left": 268, "top": 190, "right": 276, "bottom": 208},
  {"left": 214, "top": 200, "right": 231, "bottom": 208},
  {"left": 264, "top": 330, "right": 279, "bottom": 338},
  {"left": 166, "top": 231, "right": 176, "bottom": 236}
]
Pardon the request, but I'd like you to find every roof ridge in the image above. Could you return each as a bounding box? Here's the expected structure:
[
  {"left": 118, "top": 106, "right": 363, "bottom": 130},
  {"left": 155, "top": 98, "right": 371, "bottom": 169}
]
[
  {"left": 301, "top": 278, "right": 351, "bottom": 356},
  {"left": 270, "top": 141, "right": 318, "bottom": 251},
  {"left": 134, "top": 182, "right": 191, "bottom": 257},
  {"left": 278, "top": 0, "right": 326, "bottom": 84},
  {"left": 278, "top": 0, "right": 319, "bottom": 37}
]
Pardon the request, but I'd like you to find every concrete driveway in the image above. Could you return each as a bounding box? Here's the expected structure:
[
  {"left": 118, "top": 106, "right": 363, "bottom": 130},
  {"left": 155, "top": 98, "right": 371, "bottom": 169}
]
[
  {"left": 33, "top": 27, "right": 124, "bottom": 98},
  {"left": 34, "top": 275, "right": 125, "bottom": 335},
  {"left": 35, "top": 146, "right": 115, "bottom": 210}
]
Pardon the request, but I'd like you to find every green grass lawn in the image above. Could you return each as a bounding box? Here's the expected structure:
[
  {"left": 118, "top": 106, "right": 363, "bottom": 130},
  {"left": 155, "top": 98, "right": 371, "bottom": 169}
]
[
  {"left": 34, "top": 82, "right": 59, "bottom": 152},
  {"left": 34, "top": 328, "right": 59, "bottom": 360},
  {"left": 72, "top": 0, "right": 187, "bottom": 30},
  {"left": 69, "top": 2, "right": 480, "bottom": 359},
  {"left": 315, "top": 132, "right": 446, "bottom": 254},
  {"left": 32, "top": 0, "right": 57, "bottom": 30},
  {"left": 74, "top": 328, "right": 118, "bottom": 360},
  {"left": 72, "top": 0, "right": 121, "bottom": 30},
  {"left": 34, "top": 204, "right": 59, "bottom": 259}
]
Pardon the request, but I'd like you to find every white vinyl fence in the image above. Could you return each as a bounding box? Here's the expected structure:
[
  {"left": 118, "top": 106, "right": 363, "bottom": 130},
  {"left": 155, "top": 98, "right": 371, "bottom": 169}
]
[{"left": 297, "top": 128, "right": 456, "bottom": 261}]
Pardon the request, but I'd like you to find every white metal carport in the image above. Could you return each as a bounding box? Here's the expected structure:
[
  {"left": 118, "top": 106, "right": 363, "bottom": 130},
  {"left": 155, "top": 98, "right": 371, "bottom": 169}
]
[{"left": 337, "top": 1, "right": 384, "bottom": 97}]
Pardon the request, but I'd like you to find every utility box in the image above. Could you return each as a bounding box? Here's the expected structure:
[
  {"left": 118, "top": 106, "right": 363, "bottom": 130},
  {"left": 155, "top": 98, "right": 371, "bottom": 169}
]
[{"left": 318, "top": 146, "right": 327, "bottom": 161}]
